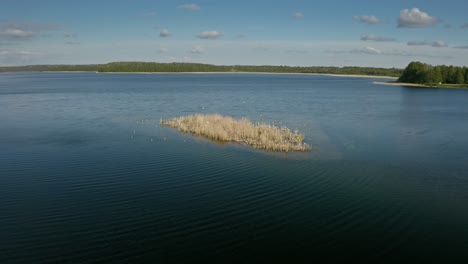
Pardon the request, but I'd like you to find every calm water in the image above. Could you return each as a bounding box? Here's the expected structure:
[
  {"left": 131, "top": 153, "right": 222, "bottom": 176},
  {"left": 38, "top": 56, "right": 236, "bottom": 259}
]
[{"left": 1, "top": 72, "right": 468, "bottom": 263}]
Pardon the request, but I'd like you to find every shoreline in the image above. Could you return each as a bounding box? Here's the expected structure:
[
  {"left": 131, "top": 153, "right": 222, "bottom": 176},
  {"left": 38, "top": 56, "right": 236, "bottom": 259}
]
[
  {"left": 373, "top": 81, "right": 428, "bottom": 87},
  {"left": 96, "top": 71, "right": 398, "bottom": 79},
  {"left": 374, "top": 81, "right": 468, "bottom": 89},
  {"left": 3, "top": 70, "right": 398, "bottom": 79}
]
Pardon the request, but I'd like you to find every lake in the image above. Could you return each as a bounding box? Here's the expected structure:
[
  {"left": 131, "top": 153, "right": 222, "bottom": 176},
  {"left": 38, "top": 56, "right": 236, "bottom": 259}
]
[{"left": 1, "top": 72, "right": 468, "bottom": 263}]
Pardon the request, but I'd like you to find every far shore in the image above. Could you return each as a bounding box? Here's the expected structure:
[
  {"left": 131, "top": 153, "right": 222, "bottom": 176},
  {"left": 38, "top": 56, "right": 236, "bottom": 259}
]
[
  {"left": 95, "top": 71, "right": 398, "bottom": 79},
  {"left": 16, "top": 70, "right": 400, "bottom": 79}
]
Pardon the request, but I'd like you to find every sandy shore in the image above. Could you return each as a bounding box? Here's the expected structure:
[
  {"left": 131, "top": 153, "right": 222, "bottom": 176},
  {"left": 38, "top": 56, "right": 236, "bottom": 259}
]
[
  {"left": 97, "top": 71, "right": 398, "bottom": 79},
  {"left": 373, "top": 81, "right": 428, "bottom": 87}
]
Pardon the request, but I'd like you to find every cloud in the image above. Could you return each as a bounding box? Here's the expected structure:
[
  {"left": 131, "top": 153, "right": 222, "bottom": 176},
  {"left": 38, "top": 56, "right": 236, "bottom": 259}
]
[
  {"left": 398, "top": 8, "right": 439, "bottom": 28},
  {"left": 0, "top": 21, "right": 61, "bottom": 42},
  {"left": 444, "top": 24, "right": 452, "bottom": 29},
  {"left": 293, "top": 12, "right": 304, "bottom": 19},
  {"left": 286, "top": 49, "right": 308, "bottom": 54},
  {"left": 453, "top": 46, "right": 468, "bottom": 49},
  {"left": 431, "top": 40, "right": 447, "bottom": 47},
  {"left": 360, "top": 34, "right": 396, "bottom": 42},
  {"left": 1, "top": 21, "right": 61, "bottom": 31},
  {"left": 0, "top": 50, "right": 41, "bottom": 64},
  {"left": 143, "top": 12, "right": 157, "bottom": 17},
  {"left": 159, "top": 47, "right": 169, "bottom": 53},
  {"left": 407, "top": 40, "right": 430, "bottom": 46},
  {"left": 159, "top": 29, "right": 172, "bottom": 37},
  {"left": 65, "top": 41, "right": 80, "bottom": 45},
  {"left": 407, "top": 40, "right": 448, "bottom": 47},
  {"left": 351, "top": 46, "right": 381, "bottom": 55},
  {"left": 177, "top": 4, "right": 200, "bottom": 11},
  {"left": 0, "top": 29, "right": 33, "bottom": 40},
  {"left": 0, "top": 41, "right": 15, "bottom": 46},
  {"left": 64, "top": 32, "right": 76, "bottom": 38},
  {"left": 253, "top": 46, "right": 270, "bottom": 52},
  {"left": 326, "top": 46, "right": 451, "bottom": 58},
  {"left": 461, "top": 23, "right": 468, "bottom": 29},
  {"left": 196, "top": 31, "right": 224, "bottom": 39},
  {"left": 190, "top": 46, "right": 204, "bottom": 54},
  {"left": 353, "top": 15, "right": 380, "bottom": 25},
  {"left": 0, "top": 50, "right": 40, "bottom": 56}
]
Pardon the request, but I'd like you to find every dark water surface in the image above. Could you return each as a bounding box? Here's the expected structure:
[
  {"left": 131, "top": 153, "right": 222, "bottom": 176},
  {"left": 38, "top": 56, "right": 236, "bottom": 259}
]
[{"left": 1, "top": 72, "right": 468, "bottom": 263}]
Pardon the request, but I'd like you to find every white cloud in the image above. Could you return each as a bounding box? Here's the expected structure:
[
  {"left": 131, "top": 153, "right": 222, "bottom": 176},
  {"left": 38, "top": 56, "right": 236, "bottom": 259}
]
[
  {"left": 293, "top": 12, "right": 304, "bottom": 19},
  {"left": 64, "top": 32, "right": 76, "bottom": 38},
  {"left": 360, "top": 34, "right": 395, "bottom": 42},
  {"left": 190, "top": 46, "right": 204, "bottom": 54},
  {"left": 286, "top": 49, "right": 308, "bottom": 54},
  {"left": 326, "top": 46, "right": 379, "bottom": 55},
  {"left": 432, "top": 40, "right": 447, "bottom": 47},
  {"left": 352, "top": 46, "right": 381, "bottom": 55},
  {"left": 0, "top": 50, "right": 39, "bottom": 56},
  {"left": 407, "top": 40, "right": 448, "bottom": 47},
  {"left": 407, "top": 40, "right": 430, "bottom": 46},
  {"left": 253, "top": 46, "right": 270, "bottom": 52},
  {"left": 143, "top": 12, "right": 157, "bottom": 17},
  {"left": 398, "top": 8, "right": 439, "bottom": 28},
  {"left": 159, "top": 47, "right": 169, "bottom": 53},
  {"left": 0, "top": 21, "right": 61, "bottom": 42},
  {"left": 177, "top": 4, "right": 200, "bottom": 11},
  {"left": 196, "top": 31, "right": 224, "bottom": 39},
  {"left": 65, "top": 41, "right": 80, "bottom": 45},
  {"left": 326, "top": 45, "right": 451, "bottom": 59},
  {"left": 353, "top": 15, "right": 380, "bottom": 25},
  {"left": 0, "top": 50, "right": 41, "bottom": 64},
  {"left": 0, "top": 29, "right": 34, "bottom": 40},
  {"left": 159, "top": 29, "right": 172, "bottom": 37}
]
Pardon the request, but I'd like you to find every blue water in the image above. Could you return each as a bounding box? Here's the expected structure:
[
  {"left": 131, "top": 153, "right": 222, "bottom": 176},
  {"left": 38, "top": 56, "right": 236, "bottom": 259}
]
[{"left": 1, "top": 72, "right": 468, "bottom": 263}]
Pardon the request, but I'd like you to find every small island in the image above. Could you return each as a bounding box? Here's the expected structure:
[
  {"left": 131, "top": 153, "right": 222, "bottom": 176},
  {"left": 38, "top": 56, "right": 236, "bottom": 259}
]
[
  {"left": 160, "top": 114, "right": 310, "bottom": 152},
  {"left": 376, "top": 61, "right": 468, "bottom": 89}
]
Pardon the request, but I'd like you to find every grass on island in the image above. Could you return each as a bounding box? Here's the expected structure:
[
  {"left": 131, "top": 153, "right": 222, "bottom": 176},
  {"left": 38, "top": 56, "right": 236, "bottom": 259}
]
[{"left": 160, "top": 114, "right": 311, "bottom": 152}]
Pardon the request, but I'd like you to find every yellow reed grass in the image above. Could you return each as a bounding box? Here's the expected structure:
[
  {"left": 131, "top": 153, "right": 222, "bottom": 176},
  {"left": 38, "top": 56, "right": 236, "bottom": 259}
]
[{"left": 160, "top": 114, "right": 311, "bottom": 152}]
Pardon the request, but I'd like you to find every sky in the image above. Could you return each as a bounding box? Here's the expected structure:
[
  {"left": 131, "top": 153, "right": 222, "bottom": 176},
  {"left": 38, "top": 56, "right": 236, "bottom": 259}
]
[{"left": 1, "top": 0, "right": 467, "bottom": 68}]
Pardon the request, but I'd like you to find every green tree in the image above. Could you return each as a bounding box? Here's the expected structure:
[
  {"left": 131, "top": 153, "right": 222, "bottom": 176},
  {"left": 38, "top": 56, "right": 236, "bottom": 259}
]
[
  {"left": 399, "top": 61, "right": 430, "bottom": 83},
  {"left": 447, "top": 66, "right": 458, "bottom": 84},
  {"left": 456, "top": 68, "right": 465, "bottom": 84},
  {"left": 464, "top": 68, "right": 468, "bottom": 85},
  {"left": 431, "top": 67, "right": 443, "bottom": 83}
]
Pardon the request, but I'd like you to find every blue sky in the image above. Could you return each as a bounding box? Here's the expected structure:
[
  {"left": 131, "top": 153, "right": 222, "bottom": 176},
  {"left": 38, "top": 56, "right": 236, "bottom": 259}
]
[{"left": 1, "top": 0, "right": 467, "bottom": 67}]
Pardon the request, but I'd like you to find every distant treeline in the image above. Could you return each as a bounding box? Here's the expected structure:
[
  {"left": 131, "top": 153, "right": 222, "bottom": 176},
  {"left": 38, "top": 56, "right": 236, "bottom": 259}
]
[
  {"left": 0, "top": 62, "right": 403, "bottom": 77},
  {"left": 399, "top": 61, "right": 468, "bottom": 85},
  {"left": 98, "top": 62, "right": 403, "bottom": 76},
  {"left": 0, "top": 64, "right": 102, "bottom": 72}
]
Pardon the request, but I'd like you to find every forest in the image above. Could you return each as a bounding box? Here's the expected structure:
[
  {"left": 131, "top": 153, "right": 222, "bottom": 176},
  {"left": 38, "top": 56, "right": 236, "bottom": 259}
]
[
  {"left": 399, "top": 61, "right": 468, "bottom": 86},
  {"left": 0, "top": 64, "right": 102, "bottom": 72},
  {"left": 0, "top": 62, "right": 403, "bottom": 77}
]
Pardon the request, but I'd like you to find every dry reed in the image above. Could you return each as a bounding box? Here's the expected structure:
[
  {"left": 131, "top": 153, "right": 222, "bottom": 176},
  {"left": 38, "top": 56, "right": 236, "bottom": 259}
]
[{"left": 160, "top": 114, "right": 311, "bottom": 152}]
